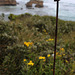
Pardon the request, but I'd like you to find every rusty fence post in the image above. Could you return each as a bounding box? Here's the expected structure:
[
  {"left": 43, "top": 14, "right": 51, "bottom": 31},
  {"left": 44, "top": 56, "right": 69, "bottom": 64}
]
[{"left": 53, "top": 0, "right": 60, "bottom": 75}]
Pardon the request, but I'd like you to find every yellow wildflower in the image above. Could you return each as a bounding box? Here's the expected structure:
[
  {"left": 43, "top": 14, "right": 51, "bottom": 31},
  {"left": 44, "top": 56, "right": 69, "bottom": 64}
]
[
  {"left": 47, "top": 54, "right": 51, "bottom": 57},
  {"left": 29, "top": 60, "right": 32, "bottom": 63},
  {"left": 39, "top": 56, "right": 42, "bottom": 59},
  {"left": 49, "top": 39, "right": 52, "bottom": 41},
  {"left": 62, "top": 48, "right": 64, "bottom": 50},
  {"left": 65, "top": 60, "right": 68, "bottom": 63},
  {"left": 51, "top": 39, "right": 54, "bottom": 41},
  {"left": 26, "top": 43, "right": 29, "bottom": 47},
  {"left": 46, "top": 38, "right": 54, "bottom": 41},
  {"left": 24, "top": 42, "right": 29, "bottom": 47},
  {"left": 24, "top": 59, "right": 26, "bottom": 62},
  {"left": 24, "top": 42, "right": 27, "bottom": 45},
  {"left": 43, "top": 57, "right": 45, "bottom": 59}
]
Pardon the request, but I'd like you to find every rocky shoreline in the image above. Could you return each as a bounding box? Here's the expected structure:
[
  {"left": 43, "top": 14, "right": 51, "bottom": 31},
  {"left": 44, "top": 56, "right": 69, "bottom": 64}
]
[
  {"left": 26, "top": 0, "right": 43, "bottom": 8},
  {"left": 0, "top": 0, "right": 16, "bottom": 6}
]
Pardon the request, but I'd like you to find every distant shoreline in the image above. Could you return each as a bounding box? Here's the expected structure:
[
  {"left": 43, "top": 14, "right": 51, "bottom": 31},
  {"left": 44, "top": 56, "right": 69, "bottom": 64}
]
[{"left": 0, "top": 0, "right": 75, "bottom": 21}]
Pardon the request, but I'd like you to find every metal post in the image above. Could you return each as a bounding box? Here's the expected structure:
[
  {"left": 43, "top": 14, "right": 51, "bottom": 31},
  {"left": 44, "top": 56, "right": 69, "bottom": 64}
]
[{"left": 53, "top": 0, "right": 59, "bottom": 75}]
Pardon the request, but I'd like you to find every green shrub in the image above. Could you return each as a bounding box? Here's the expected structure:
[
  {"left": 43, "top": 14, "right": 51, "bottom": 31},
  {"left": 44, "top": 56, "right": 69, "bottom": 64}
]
[{"left": 8, "top": 14, "right": 17, "bottom": 20}]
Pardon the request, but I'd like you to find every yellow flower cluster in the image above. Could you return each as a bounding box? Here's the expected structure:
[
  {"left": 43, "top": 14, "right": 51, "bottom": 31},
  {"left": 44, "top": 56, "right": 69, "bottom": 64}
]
[
  {"left": 60, "top": 48, "right": 64, "bottom": 51},
  {"left": 39, "top": 54, "right": 51, "bottom": 61},
  {"left": 39, "top": 56, "right": 46, "bottom": 61},
  {"left": 53, "top": 51, "right": 65, "bottom": 57},
  {"left": 24, "top": 42, "right": 33, "bottom": 47},
  {"left": 53, "top": 51, "right": 62, "bottom": 57},
  {"left": 39, "top": 56, "right": 45, "bottom": 60},
  {"left": 46, "top": 38, "right": 54, "bottom": 42},
  {"left": 28, "top": 60, "right": 34, "bottom": 66}
]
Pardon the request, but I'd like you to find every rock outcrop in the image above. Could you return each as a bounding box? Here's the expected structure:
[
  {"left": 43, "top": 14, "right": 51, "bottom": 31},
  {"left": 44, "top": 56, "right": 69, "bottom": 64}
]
[
  {"left": 0, "top": 0, "right": 16, "bottom": 6},
  {"left": 26, "top": 0, "right": 43, "bottom": 8}
]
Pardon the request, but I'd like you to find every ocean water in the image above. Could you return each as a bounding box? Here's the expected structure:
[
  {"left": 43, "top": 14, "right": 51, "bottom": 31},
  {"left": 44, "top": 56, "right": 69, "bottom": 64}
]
[{"left": 0, "top": 0, "right": 75, "bottom": 21}]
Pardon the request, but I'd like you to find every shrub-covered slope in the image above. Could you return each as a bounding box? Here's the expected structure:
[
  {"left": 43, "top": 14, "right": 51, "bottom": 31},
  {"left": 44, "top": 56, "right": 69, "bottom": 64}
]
[{"left": 0, "top": 13, "right": 75, "bottom": 75}]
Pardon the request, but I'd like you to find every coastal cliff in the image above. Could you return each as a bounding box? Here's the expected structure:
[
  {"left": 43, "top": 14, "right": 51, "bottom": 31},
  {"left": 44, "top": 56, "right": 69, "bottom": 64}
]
[{"left": 0, "top": 0, "right": 16, "bottom": 6}]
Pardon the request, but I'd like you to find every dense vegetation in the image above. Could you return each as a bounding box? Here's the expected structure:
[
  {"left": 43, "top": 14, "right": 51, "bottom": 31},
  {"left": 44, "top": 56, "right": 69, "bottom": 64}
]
[{"left": 0, "top": 13, "right": 75, "bottom": 75}]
